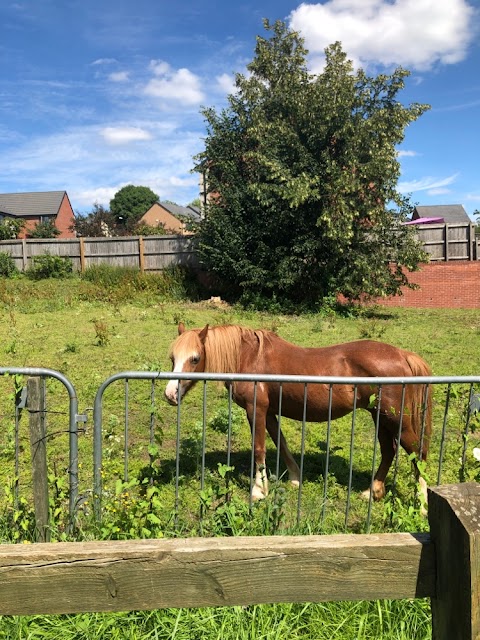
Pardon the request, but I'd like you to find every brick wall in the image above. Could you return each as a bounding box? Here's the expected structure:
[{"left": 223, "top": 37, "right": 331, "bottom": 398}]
[
  {"left": 374, "top": 261, "right": 480, "bottom": 309},
  {"left": 55, "top": 193, "right": 75, "bottom": 238}
]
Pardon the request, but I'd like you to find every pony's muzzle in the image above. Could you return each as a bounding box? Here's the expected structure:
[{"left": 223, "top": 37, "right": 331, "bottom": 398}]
[{"left": 164, "top": 380, "right": 179, "bottom": 406}]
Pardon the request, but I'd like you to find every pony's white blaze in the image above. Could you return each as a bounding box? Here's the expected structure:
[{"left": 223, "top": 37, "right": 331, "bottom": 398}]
[{"left": 165, "top": 355, "right": 191, "bottom": 405}]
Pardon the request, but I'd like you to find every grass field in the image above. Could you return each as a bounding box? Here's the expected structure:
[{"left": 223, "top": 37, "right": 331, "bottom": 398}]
[{"left": 0, "top": 270, "right": 479, "bottom": 638}]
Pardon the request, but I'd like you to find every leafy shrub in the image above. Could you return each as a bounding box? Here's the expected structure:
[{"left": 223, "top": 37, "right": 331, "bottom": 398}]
[
  {"left": 28, "top": 220, "right": 60, "bottom": 238},
  {"left": 0, "top": 252, "right": 18, "bottom": 277},
  {"left": 26, "top": 254, "right": 73, "bottom": 279}
]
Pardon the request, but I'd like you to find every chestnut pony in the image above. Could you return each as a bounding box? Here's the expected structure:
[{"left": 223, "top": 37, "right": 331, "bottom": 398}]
[{"left": 165, "top": 323, "right": 432, "bottom": 504}]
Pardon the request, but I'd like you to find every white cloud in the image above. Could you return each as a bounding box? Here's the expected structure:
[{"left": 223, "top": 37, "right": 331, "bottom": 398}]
[
  {"left": 149, "top": 60, "right": 171, "bottom": 76},
  {"left": 397, "top": 150, "right": 420, "bottom": 158},
  {"left": 108, "top": 71, "right": 129, "bottom": 83},
  {"left": 100, "top": 126, "right": 152, "bottom": 145},
  {"left": 427, "top": 188, "right": 452, "bottom": 195},
  {"left": 91, "top": 58, "right": 117, "bottom": 66},
  {"left": 144, "top": 65, "right": 205, "bottom": 106},
  {"left": 289, "top": 0, "right": 476, "bottom": 71},
  {"left": 398, "top": 173, "right": 459, "bottom": 193},
  {"left": 216, "top": 72, "right": 237, "bottom": 95}
]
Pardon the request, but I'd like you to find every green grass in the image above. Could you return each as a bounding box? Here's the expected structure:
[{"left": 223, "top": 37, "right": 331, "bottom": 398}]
[{"left": 0, "top": 272, "right": 479, "bottom": 638}]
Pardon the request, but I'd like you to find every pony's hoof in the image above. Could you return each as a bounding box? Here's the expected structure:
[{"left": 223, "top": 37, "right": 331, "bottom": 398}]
[
  {"left": 361, "top": 488, "right": 371, "bottom": 501},
  {"left": 252, "top": 485, "right": 267, "bottom": 501},
  {"left": 290, "top": 479, "right": 300, "bottom": 488},
  {"left": 361, "top": 484, "right": 385, "bottom": 501}
]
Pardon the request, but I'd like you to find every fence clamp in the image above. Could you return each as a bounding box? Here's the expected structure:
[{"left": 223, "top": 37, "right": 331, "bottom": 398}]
[{"left": 75, "top": 413, "right": 88, "bottom": 423}]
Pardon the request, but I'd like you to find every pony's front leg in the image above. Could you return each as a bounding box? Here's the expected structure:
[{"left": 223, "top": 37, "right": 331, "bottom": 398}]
[
  {"left": 266, "top": 413, "right": 300, "bottom": 487},
  {"left": 246, "top": 404, "right": 268, "bottom": 501}
]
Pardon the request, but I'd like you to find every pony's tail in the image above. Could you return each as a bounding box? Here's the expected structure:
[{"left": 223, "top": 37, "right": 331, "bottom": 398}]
[{"left": 405, "top": 352, "right": 432, "bottom": 461}]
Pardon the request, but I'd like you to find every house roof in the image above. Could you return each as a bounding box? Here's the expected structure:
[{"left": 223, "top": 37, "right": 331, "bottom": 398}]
[
  {"left": 160, "top": 201, "right": 202, "bottom": 222},
  {"left": 0, "top": 191, "right": 66, "bottom": 217},
  {"left": 403, "top": 216, "right": 445, "bottom": 225},
  {"left": 412, "top": 205, "right": 471, "bottom": 224}
]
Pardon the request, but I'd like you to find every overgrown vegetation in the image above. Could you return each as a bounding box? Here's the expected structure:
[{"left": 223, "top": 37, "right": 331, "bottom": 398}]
[
  {"left": 0, "top": 274, "right": 478, "bottom": 638},
  {"left": 26, "top": 253, "right": 73, "bottom": 279},
  {"left": 196, "top": 20, "right": 429, "bottom": 310}
]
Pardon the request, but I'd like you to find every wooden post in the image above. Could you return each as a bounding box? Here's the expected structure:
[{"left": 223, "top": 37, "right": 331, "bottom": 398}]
[
  {"left": 79, "top": 237, "right": 86, "bottom": 272},
  {"left": 138, "top": 236, "right": 145, "bottom": 272},
  {"left": 21, "top": 238, "right": 28, "bottom": 271},
  {"left": 27, "top": 377, "right": 50, "bottom": 543},
  {"left": 429, "top": 483, "right": 480, "bottom": 640}
]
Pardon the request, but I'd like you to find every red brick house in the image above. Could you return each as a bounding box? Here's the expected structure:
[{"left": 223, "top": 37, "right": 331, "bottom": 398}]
[
  {"left": 0, "top": 191, "right": 75, "bottom": 238},
  {"left": 139, "top": 201, "right": 201, "bottom": 235}
]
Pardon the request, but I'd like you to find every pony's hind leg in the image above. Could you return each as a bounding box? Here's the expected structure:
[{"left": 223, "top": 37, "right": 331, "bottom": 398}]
[{"left": 266, "top": 413, "right": 301, "bottom": 487}]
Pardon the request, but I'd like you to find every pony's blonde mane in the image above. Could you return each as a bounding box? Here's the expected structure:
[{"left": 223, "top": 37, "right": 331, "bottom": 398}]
[{"left": 171, "top": 325, "right": 269, "bottom": 373}]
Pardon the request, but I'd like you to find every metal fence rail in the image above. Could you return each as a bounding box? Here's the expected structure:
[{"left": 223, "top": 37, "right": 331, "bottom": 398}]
[{"left": 93, "top": 371, "right": 480, "bottom": 532}]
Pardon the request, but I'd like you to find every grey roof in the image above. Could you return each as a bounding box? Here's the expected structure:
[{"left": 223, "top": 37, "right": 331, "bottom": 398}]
[
  {"left": 0, "top": 191, "right": 66, "bottom": 217},
  {"left": 160, "top": 201, "right": 201, "bottom": 222},
  {"left": 412, "top": 205, "right": 471, "bottom": 224}
]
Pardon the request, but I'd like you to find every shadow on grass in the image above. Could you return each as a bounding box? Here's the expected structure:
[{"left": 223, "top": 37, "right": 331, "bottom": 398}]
[{"left": 139, "top": 445, "right": 373, "bottom": 496}]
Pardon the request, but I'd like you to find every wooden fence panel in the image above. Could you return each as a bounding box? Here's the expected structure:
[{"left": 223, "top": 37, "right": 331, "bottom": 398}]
[
  {"left": 416, "top": 223, "right": 477, "bottom": 261},
  {"left": 0, "top": 235, "right": 198, "bottom": 272},
  {"left": 0, "top": 226, "right": 475, "bottom": 270}
]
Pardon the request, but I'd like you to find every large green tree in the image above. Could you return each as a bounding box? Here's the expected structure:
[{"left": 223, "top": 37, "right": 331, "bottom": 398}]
[
  {"left": 110, "top": 185, "right": 159, "bottom": 231},
  {"left": 196, "top": 20, "right": 429, "bottom": 308}
]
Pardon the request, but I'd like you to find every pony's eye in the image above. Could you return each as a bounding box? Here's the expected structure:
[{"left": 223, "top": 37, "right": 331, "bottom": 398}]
[{"left": 191, "top": 355, "right": 200, "bottom": 365}]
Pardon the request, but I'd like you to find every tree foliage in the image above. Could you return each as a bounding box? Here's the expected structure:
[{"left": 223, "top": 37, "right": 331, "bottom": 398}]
[
  {"left": 110, "top": 185, "right": 159, "bottom": 230},
  {"left": 0, "top": 218, "right": 24, "bottom": 240},
  {"left": 28, "top": 219, "right": 60, "bottom": 238},
  {"left": 71, "top": 204, "right": 119, "bottom": 237},
  {"left": 196, "top": 20, "right": 430, "bottom": 309}
]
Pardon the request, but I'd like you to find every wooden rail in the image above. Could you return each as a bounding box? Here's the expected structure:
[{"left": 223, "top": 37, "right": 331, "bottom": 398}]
[{"left": 0, "top": 484, "right": 479, "bottom": 638}]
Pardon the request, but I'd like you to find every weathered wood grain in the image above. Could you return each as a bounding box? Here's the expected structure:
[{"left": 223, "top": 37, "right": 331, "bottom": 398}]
[
  {"left": 429, "top": 483, "right": 480, "bottom": 640},
  {"left": 27, "top": 377, "right": 50, "bottom": 543},
  {"left": 0, "top": 533, "right": 434, "bottom": 615}
]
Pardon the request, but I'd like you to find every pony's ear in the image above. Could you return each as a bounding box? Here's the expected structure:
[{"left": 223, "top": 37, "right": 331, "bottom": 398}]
[
  {"left": 178, "top": 322, "right": 185, "bottom": 335},
  {"left": 198, "top": 324, "right": 209, "bottom": 343}
]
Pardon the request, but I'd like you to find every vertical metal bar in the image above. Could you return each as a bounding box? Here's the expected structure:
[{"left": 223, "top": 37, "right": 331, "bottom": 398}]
[
  {"left": 437, "top": 383, "right": 451, "bottom": 486},
  {"left": 275, "top": 384, "right": 283, "bottom": 480},
  {"left": 149, "top": 380, "right": 155, "bottom": 446},
  {"left": 391, "top": 384, "right": 406, "bottom": 495},
  {"left": 200, "top": 381, "right": 207, "bottom": 534},
  {"left": 14, "top": 391, "right": 20, "bottom": 509},
  {"left": 460, "top": 383, "right": 474, "bottom": 477},
  {"left": 297, "top": 383, "right": 308, "bottom": 526},
  {"left": 226, "top": 383, "right": 233, "bottom": 467},
  {"left": 124, "top": 379, "right": 129, "bottom": 483},
  {"left": 174, "top": 388, "right": 182, "bottom": 531},
  {"left": 148, "top": 380, "right": 156, "bottom": 486},
  {"left": 67, "top": 382, "right": 79, "bottom": 527},
  {"left": 345, "top": 385, "right": 358, "bottom": 530},
  {"left": 321, "top": 384, "right": 333, "bottom": 527},
  {"left": 249, "top": 382, "right": 258, "bottom": 510},
  {"left": 366, "top": 385, "right": 382, "bottom": 532},
  {"left": 419, "top": 384, "right": 430, "bottom": 461}
]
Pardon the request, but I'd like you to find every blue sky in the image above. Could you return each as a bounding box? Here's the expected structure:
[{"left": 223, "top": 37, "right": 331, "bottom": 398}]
[{"left": 1, "top": 0, "right": 479, "bottom": 218}]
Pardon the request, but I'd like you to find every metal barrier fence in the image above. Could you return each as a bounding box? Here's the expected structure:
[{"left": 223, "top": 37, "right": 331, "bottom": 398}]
[
  {"left": 92, "top": 371, "right": 480, "bottom": 532},
  {"left": 0, "top": 368, "right": 83, "bottom": 528}
]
